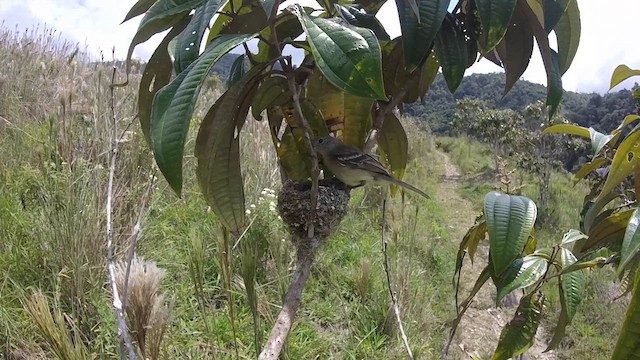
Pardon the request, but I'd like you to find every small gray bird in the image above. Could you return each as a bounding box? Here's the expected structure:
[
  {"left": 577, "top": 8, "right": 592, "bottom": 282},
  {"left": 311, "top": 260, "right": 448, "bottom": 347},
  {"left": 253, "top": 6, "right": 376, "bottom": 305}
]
[{"left": 313, "top": 135, "right": 430, "bottom": 199}]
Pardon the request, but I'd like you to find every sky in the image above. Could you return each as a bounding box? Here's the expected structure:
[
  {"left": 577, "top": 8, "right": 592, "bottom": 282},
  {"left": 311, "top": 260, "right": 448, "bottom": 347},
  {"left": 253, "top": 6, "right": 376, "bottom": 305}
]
[{"left": 1, "top": 0, "right": 638, "bottom": 93}]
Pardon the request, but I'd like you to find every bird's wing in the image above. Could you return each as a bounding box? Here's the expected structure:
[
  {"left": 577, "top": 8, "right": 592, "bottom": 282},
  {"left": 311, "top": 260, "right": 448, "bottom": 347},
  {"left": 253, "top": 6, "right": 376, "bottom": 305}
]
[{"left": 333, "top": 146, "right": 392, "bottom": 177}]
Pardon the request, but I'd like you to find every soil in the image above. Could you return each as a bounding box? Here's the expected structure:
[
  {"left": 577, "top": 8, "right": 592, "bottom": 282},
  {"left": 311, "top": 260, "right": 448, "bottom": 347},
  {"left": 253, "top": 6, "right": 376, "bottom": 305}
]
[{"left": 435, "top": 150, "right": 557, "bottom": 360}]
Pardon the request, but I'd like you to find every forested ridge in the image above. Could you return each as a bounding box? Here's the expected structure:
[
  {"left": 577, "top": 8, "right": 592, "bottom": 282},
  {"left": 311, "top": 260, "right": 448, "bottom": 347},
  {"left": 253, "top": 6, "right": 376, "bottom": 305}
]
[{"left": 404, "top": 72, "right": 638, "bottom": 133}]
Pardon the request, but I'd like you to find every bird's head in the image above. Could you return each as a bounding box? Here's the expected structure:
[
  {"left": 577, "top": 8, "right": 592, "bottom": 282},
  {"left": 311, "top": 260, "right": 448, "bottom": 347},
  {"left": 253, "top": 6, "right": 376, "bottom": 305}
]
[{"left": 313, "top": 135, "right": 338, "bottom": 156}]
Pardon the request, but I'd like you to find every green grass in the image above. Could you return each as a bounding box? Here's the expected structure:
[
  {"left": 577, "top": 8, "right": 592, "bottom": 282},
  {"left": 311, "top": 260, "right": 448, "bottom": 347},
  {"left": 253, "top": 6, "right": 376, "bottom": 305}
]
[
  {"left": 437, "top": 135, "right": 628, "bottom": 360},
  {"left": 0, "top": 24, "right": 457, "bottom": 359}
]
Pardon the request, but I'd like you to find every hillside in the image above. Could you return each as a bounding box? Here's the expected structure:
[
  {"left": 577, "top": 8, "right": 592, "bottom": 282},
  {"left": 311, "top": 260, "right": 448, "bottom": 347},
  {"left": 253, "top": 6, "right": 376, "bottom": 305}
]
[{"left": 405, "top": 73, "right": 638, "bottom": 133}]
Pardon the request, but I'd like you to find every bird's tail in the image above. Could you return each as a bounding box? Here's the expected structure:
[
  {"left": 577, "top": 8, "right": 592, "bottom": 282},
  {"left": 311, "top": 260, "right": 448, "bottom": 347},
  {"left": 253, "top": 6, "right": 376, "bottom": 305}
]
[{"left": 388, "top": 177, "right": 430, "bottom": 199}]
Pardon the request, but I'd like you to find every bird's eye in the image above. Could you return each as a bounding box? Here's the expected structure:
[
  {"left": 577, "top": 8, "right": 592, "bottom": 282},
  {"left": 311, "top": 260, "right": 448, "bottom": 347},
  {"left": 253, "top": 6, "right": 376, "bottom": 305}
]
[{"left": 318, "top": 138, "right": 324, "bottom": 144}]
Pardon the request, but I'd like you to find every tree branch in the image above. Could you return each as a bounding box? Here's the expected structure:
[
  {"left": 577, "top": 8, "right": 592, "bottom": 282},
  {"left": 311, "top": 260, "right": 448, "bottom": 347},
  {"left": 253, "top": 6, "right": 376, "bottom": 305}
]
[
  {"left": 258, "top": 242, "right": 319, "bottom": 360},
  {"left": 106, "top": 60, "right": 138, "bottom": 360},
  {"left": 364, "top": 88, "right": 407, "bottom": 153}
]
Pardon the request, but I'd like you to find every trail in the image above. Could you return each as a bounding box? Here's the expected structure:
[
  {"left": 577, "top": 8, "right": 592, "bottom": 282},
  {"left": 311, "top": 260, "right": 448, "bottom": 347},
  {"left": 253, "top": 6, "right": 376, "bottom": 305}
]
[{"left": 435, "top": 150, "right": 556, "bottom": 360}]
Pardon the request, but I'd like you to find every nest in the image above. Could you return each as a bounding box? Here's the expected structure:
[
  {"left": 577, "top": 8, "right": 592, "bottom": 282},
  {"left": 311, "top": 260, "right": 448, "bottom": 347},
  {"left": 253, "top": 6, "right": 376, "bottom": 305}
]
[{"left": 277, "top": 179, "right": 350, "bottom": 246}]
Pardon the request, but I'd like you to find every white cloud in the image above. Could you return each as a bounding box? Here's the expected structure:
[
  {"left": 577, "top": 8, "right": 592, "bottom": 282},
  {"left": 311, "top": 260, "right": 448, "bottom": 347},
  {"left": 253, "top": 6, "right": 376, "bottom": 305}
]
[{"left": 1, "top": 0, "right": 638, "bottom": 93}]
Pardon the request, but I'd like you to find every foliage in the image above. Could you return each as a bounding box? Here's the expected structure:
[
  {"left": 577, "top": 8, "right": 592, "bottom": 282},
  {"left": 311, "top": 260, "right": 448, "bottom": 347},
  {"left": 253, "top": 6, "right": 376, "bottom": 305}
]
[
  {"left": 404, "top": 73, "right": 638, "bottom": 134},
  {"left": 453, "top": 65, "right": 640, "bottom": 359}
]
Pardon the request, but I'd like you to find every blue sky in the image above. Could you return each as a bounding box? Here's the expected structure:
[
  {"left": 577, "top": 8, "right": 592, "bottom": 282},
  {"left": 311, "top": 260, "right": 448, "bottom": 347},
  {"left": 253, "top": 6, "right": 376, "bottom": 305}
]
[{"left": 1, "top": 0, "right": 638, "bottom": 93}]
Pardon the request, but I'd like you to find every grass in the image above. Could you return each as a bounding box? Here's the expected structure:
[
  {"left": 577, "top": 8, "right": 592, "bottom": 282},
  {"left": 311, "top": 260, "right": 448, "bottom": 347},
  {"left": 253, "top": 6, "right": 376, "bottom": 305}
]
[
  {"left": 437, "top": 135, "right": 628, "bottom": 360},
  {"left": 0, "top": 24, "right": 456, "bottom": 359}
]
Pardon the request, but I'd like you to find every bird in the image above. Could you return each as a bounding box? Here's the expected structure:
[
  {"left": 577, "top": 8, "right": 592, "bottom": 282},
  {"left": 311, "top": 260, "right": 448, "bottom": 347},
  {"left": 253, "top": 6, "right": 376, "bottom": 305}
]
[{"left": 313, "top": 135, "right": 430, "bottom": 199}]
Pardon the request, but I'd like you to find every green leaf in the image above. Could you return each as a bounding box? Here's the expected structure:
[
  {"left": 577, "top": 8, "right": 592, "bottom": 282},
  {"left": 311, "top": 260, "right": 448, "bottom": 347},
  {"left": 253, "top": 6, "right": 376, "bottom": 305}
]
[
  {"left": 573, "top": 157, "right": 608, "bottom": 182},
  {"left": 546, "top": 248, "right": 587, "bottom": 351},
  {"left": 612, "top": 268, "right": 640, "bottom": 360},
  {"left": 554, "top": 0, "right": 580, "bottom": 75},
  {"left": 597, "top": 129, "right": 640, "bottom": 203},
  {"left": 543, "top": 123, "right": 590, "bottom": 138},
  {"left": 543, "top": 0, "right": 570, "bottom": 33},
  {"left": 291, "top": 5, "right": 386, "bottom": 100},
  {"left": 306, "top": 71, "right": 374, "bottom": 148},
  {"left": 260, "top": 0, "right": 277, "bottom": 18},
  {"left": 576, "top": 209, "right": 635, "bottom": 256},
  {"left": 491, "top": 291, "right": 545, "bottom": 360},
  {"left": 560, "top": 248, "right": 586, "bottom": 319},
  {"left": 559, "top": 257, "right": 609, "bottom": 275},
  {"left": 455, "top": 220, "right": 487, "bottom": 280},
  {"left": 139, "top": 17, "right": 190, "bottom": 146},
  {"left": 485, "top": 191, "right": 537, "bottom": 276},
  {"left": 522, "top": 1, "right": 563, "bottom": 117},
  {"left": 195, "top": 63, "right": 269, "bottom": 233},
  {"left": 395, "top": 0, "right": 450, "bottom": 71},
  {"left": 610, "top": 64, "right": 640, "bottom": 90},
  {"left": 476, "top": 0, "right": 518, "bottom": 51},
  {"left": 613, "top": 115, "right": 640, "bottom": 135},
  {"left": 619, "top": 207, "right": 640, "bottom": 275},
  {"left": 377, "top": 112, "right": 408, "bottom": 181},
  {"left": 560, "top": 229, "right": 588, "bottom": 246},
  {"left": 126, "top": 0, "right": 205, "bottom": 75},
  {"left": 227, "top": 54, "right": 246, "bottom": 88},
  {"left": 495, "top": 255, "right": 547, "bottom": 304},
  {"left": 589, "top": 127, "right": 613, "bottom": 156},
  {"left": 497, "top": 3, "right": 534, "bottom": 95},
  {"left": 151, "top": 33, "right": 255, "bottom": 195},
  {"left": 251, "top": 76, "right": 291, "bottom": 120},
  {"left": 123, "top": 0, "right": 158, "bottom": 23},
  {"left": 173, "top": 0, "right": 224, "bottom": 74},
  {"left": 435, "top": 14, "right": 467, "bottom": 93},
  {"left": 334, "top": 4, "right": 391, "bottom": 41}
]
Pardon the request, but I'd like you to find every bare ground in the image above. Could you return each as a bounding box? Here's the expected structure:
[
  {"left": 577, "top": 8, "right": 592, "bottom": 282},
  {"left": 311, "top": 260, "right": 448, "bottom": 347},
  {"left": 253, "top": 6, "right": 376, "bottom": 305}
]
[{"left": 435, "top": 150, "right": 556, "bottom": 360}]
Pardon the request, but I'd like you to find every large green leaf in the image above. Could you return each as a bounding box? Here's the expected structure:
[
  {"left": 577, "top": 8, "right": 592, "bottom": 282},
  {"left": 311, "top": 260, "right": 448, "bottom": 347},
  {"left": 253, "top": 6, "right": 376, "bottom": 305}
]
[
  {"left": 291, "top": 5, "right": 386, "bottom": 100},
  {"left": 576, "top": 209, "right": 634, "bottom": 256},
  {"left": 523, "top": 0, "right": 563, "bottom": 116},
  {"left": 251, "top": 76, "right": 291, "bottom": 120},
  {"left": 334, "top": 4, "right": 391, "bottom": 41},
  {"left": 306, "top": 71, "right": 374, "bottom": 148},
  {"left": 476, "top": 0, "right": 518, "bottom": 51},
  {"left": 139, "top": 17, "right": 190, "bottom": 146},
  {"left": 491, "top": 291, "right": 545, "bottom": 360},
  {"left": 435, "top": 14, "right": 467, "bottom": 93},
  {"left": 495, "top": 255, "right": 547, "bottom": 304},
  {"left": 395, "top": 0, "right": 450, "bottom": 71},
  {"left": 123, "top": 0, "right": 159, "bottom": 22},
  {"left": 560, "top": 229, "right": 588, "bottom": 246},
  {"left": 496, "top": 3, "right": 534, "bottom": 95},
  {"left": 573, "top": 157, "right": 608, "bottom": 183},
  {"left": 619, "top": 208, "right": 640, "bottom": 275},
  {"left": 226, "top": 54, "right": 246, "bottom": 88},
  {"left": 610, "top": 65, "right": 640, "bottom": 90},
  {"left": 554, "top": 0, "right": 580, "bottom": 75},
  {"left": 546, "top": 248, "right": 587, "bottom": 351},
  {"left": 195, "top": 64, "right": 269, "bottom": 233},
  {"left": 173, "top": 0, "right": 224, "bottom": 74},
  {"left": 377, "top": 112, "right": 408, "bottom": 181},
  {"left": 542, "top": 0, "right": 569, "bottom": 33},
  {"left": 597, "top": 129, "right": 640, "bottom": 203},
  {"left": 151, "top": 33, "right": 256, "bottom": 194},
  {"left": 126, "top": 0, "right": 205, "bottom": 74},
  {"left": 485, "top": 191, "right": 537, "bottom": 276},
  {"left": 543, "top": 123, "right": 590, "bottom": 138},
  {"left": 612, "top": 268, "right": 640, "bottom": 360},
  {"left": 612, "top": 115, "right": 640, "bottom": 135}
]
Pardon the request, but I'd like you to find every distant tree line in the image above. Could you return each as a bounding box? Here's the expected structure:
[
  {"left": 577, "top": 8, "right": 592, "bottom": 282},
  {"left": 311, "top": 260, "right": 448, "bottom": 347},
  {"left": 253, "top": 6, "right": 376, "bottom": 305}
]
[{"left": 404, "top": 73, "right": 638, "bottom": 133}]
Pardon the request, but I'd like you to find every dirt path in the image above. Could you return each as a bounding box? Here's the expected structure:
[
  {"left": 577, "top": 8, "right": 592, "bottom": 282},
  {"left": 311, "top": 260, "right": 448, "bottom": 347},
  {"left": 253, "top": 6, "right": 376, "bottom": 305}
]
[{"left": 435, "top": 150, "right": 556, "bottom": 360}]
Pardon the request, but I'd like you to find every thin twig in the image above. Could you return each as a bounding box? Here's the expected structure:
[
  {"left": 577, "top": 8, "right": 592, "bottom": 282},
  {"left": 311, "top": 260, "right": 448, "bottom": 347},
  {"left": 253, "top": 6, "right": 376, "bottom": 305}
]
[
  {"left": 381, "top": 199, "right": 414, "bottom": 360},
  {"left": 120, "top": 169, "right": 157, "bottom": 312},
  {"left": 106, "top": 59, "right": 138, "bottom": 360},
  {"left": 270, "top": 3, "right": 320, "bottom": 239},
  {"left": 364, "top": 88, "right": 407, "bottom": 153}
]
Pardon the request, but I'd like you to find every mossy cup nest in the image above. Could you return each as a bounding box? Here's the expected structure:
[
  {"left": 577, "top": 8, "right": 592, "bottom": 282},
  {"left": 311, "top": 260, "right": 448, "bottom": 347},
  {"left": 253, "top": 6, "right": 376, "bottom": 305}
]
[{"left": 277, "top": 179, "right": 350, "bottom": 244}]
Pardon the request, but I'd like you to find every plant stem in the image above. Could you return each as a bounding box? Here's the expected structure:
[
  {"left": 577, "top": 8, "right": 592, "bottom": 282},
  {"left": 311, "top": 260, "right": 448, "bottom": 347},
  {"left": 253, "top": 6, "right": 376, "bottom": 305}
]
[
  {"left": 106, "top": 61, "right": 138, "bottom": 360},
  {"left": 365, "top": 88, "right": 407, "bottom": 153}
]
